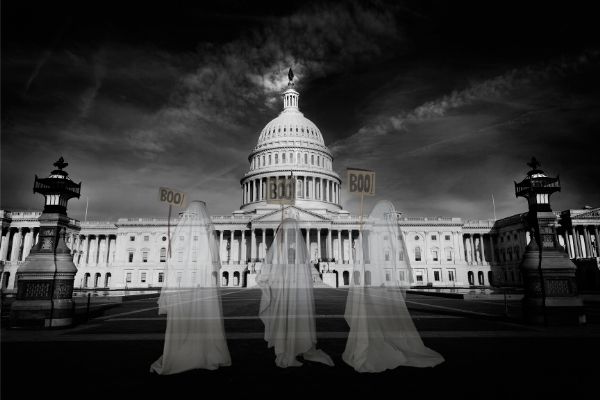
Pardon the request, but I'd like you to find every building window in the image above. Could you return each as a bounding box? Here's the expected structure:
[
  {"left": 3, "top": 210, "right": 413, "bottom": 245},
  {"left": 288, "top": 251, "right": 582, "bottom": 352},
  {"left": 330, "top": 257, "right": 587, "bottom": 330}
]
[
  {"left": 269, "top": 154, "right": 272, "bottom": 164},
  {"left": 126, "top": 272, "right": 132, "bottom": 283},
  {"left": 398, "top": 250, "right": 404, "bottom": 261},
  {"left": 177, "top": 250, "right": 183, "bottom": 262},
  {"left": 434, "top": 270, "right": 441, "bottom": 281},
  {"left": 384, "top": 250, "right": 390, "bottom": 261},
  {"left": 162, "top": 236, "right": 167, "bottom": 242},
  {"left": 415, "top": 271, "right": 423, "bottom": 283},
  {"left": 192, "top": 251, "right": 198, "bottom": 263},
  {"left": 144, "top": 235, "right": 149, "bottom": 241},
  {"left": 193, "top": 236, "right": 198, "bottom": 241},
  {"left": 158, "top": 272, "right": 164, "bottom": 283},
  {"left": 282, "top": 153, "right": 286, "bottom": 163},
  {"left": 414, "top": 235, "right": 419, "bottom": 241},
  {"left": 445, "top": 235, "right": 451, "bottom": 241},
  {"left": 446, "top": 249, "right": 452, "bottom": 261},
  {"left": 385, "top": 272, "right": 391, "bottom": 281},
  {"left": 414, "top": 246, "right": 422, "bottom": 261},
  {"left": 141, "top": 272, "right": 147, "bottom": 283},
  {"left": 448, "top": 270, "right": 455, "bottom": 282},
  {"left": 432, "top": 250, "right": 438, "bottom": 262},
  {"left": 275, "top": 154, "right": 278, "bottom": 164},
  {"left": 128, "top": 251, "right": 134, "bottom": 263},
  {"left": 399, "top": 270, "right": 405, "bottom": 282},
  {"left": 130, "top": 236, "right": 135, "bottom": 242},
  {"left": 432, "top": 235, "right": 437, "bottom": 241},
  {"left": 304, "top": 154, "right": 308, "bottom": 164},
  {"left": 478, "top": 271, "right": 485, "bottom": 285},
  {"left": 160, "top": 248, "right": 166, "bottom": 262},
  {"left": 142, "top": 251, "right": 148, "bottom": 263}
]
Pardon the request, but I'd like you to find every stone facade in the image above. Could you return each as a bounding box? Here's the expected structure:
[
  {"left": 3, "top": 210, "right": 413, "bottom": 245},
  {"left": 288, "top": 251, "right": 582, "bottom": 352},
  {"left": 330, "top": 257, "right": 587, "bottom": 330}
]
[{"left": 1, "top": 80, "right": 599, "bottom": 291}]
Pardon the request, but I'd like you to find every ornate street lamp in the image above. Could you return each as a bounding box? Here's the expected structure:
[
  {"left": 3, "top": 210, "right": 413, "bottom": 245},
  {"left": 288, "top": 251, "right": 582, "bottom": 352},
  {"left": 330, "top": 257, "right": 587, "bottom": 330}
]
[
  {"left": 10, "top": 157, "right": 81, "bottom": 328},
  {"left": 514, "top": 157, "right": 585, "bottom": 325}
]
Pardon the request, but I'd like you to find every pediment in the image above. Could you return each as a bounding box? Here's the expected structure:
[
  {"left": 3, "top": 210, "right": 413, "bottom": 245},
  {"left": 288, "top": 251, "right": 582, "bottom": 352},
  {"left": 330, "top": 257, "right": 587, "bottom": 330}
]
[
  {"left": 250, "top": 206, "right": 332, "bottom": 225},
  {"left": 575, "top": 208, "right": 600, "bottom": 219}
]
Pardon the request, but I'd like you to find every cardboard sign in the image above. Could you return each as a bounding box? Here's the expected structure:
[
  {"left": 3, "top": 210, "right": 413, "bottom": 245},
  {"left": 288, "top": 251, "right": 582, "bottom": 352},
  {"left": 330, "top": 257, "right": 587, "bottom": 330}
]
[
  {"left": 347, "top": 168, "right": 376, "bottom": 196},
  {"left": 158, "top": 187, "right": 186, "bottom": 207},
  {"left": 266, "top": 177, "right": 296, "bottom": 205}
]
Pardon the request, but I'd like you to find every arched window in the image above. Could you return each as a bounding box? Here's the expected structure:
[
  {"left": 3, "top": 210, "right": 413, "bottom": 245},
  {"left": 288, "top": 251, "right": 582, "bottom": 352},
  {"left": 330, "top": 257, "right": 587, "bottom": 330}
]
[
  {"left": 1, "top": 272, "right": 10, "bottom": 289},
  {"left": 468, "top": 271, "right": 475, "bottom": 285},
  {"left": 233, "top": 271, "right": 240, "bottom": 286},
  {"left": 353, "top": 270, "right": 361, "bottom": 285},
  {"left": 275, "top": 154, "right": 279, "bottom": 164},
  {"left": 282, "top": 153, "right": 286, "bottom": 163},
  {"left": 478, "top": 271, "right": 485, "bottom": 285},
  {"left": 304, "top": 153, "right": 308, "bottom": 164},
  {"left": 445, "top": 248, "right": 453, "bottom": 261},
  {"left": 343, "top": 271, "right": 350, "bottom": 286},
  {"left": 268, "top": 154, "right": 272, "bottom": 165},
  {"left": 488, "top": 271, "right": 494, "bottom": 286},
  {"left": 414, "top": 246, "right": 422, "bottom": 261},
  {"left": 160, "top": 247, "right": 166, "bottom": 262},
  {"left": 311, "top": 154, "right": 314, "bottom": 165},
  {"left": 384, "top": 249, "right": 390, "bottom": 261},
  {"left": 222, "top": 271, "right": 229, "bottom": 287}
]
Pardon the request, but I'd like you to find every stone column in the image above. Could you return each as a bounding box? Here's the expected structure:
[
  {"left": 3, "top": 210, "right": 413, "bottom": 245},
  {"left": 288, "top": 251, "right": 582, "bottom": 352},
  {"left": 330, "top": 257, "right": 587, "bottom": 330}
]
[
  {"left": 562, "top": 231, "right": 571, "bottom": 257},
  {"left": 349, "top": 230, "right": 354, "bottom": 264},
  {"left": 22, "top": 230, "right": 34, "bottom": 260},
  {"left": 10, "top": 229, "right": 23, "bottom": 262},
  {"left": 327, "top": 228, "right": 332, "bottom": 260},
  {"left": 219, "top": 230, "right": 224, "bottom": 261},
  {"left": 572, "top": 227, "right": 581, "bottom": 258},
  {"left": 358, "top": 230, "right": 363, "bottom": 264},
  {"left": 251, "top": 229, "right": 256, "bottom": 260},
  {"left": 241, "top": 230, "right": 247, "bottom": 263},
  {"left": 489, "top": 234, "right": 495, "bottom": 263},
  {"left": 262, "top": 229, "right": 266, "bottom": 260},
  {"left": 594, "top": 226, "right": 600, "bottom": 257},
  {"left": 95, "top": 235, "right": 101, "bottom": 265},
  {"left": 306, "top": 229, "right": 310, "bottom": 258},
  {"left": 317, "top": 228, "right": 322, "bottom": 260},
  {"left": 584, "top": 227, "right": 592, "bottom": 258},
  {"left": 0, "top": 229, "right": 9, "bottom": 261},
  {"left": 469, "top": 235, "right": 475, "bottom": 264},
  {"left": 337, "top": 230, "right": 342, "bottom": 263}
]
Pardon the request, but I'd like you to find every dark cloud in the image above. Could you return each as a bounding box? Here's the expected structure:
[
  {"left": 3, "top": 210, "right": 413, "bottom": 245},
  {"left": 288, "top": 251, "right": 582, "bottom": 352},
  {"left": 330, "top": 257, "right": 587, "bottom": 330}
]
[{"left": 2, "top": 0, "right": 600, "bottom": 221}]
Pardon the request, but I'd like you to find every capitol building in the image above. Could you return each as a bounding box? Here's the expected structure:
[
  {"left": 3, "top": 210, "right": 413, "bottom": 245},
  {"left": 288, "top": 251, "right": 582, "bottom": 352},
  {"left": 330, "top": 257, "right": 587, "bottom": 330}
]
[{"left": 1, "top": 75, "right": 599, "bottom": 292}]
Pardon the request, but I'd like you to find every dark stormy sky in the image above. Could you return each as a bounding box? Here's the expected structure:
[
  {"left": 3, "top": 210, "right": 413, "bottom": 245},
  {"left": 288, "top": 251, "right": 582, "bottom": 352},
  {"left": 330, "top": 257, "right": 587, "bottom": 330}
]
[{"left": 2, "top": 0, "right": 600, "bottom": 221}]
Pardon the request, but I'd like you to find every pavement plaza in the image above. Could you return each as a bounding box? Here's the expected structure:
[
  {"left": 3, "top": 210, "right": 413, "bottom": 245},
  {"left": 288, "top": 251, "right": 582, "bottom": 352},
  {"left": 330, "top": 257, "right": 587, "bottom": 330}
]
[{"left": 2, "top": 289, "right": 600, "bottom": 398}]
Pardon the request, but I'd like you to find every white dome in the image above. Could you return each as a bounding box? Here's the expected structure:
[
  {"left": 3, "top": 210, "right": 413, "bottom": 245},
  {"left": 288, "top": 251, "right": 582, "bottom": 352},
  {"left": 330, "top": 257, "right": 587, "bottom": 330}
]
[
  {"left": 257, "top": 108, "right": 325, "bottom": 147},
  {"left": 240, "top": 77, "right": 342, "bottom": 214}
]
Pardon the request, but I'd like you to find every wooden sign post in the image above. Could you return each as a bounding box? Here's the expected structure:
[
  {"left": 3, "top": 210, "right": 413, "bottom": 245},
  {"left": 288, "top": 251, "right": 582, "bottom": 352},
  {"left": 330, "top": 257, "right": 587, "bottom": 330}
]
[
  {"left": 347, "top": 168, "right": 376, "bottom": 285},
  {"left": 158, "top": 187, "right": 187, "bottom": 258}
]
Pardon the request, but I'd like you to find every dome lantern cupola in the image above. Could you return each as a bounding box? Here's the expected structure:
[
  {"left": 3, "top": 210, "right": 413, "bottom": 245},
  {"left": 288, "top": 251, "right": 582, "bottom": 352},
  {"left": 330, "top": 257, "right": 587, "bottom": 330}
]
[{"left": 282, "top": 68, "right": 299, "bottom": 111}]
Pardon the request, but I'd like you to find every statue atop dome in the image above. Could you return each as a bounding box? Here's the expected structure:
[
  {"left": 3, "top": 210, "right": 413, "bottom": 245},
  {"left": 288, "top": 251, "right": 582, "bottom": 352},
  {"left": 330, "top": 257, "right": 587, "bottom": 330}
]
[{"left": 288, "top": 68, "right": 294, "bottom": 86}]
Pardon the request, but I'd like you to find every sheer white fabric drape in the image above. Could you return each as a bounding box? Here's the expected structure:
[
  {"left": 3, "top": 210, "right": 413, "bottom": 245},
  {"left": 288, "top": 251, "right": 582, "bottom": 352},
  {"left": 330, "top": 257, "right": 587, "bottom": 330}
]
[
  {"left": 151, "top": 200, "right": 231, "bottom": 374},
  {"left": 343, "top": 200, "right": 444, "bottom": 372},
  {"left": 257, "top": 217, "right": 334, "bottom": 368}
]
